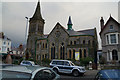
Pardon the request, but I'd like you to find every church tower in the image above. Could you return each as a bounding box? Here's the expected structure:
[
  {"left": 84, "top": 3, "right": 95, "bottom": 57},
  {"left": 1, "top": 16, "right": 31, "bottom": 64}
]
[{"left": 26, "top": 1, "right": 45, "bottom": 58}]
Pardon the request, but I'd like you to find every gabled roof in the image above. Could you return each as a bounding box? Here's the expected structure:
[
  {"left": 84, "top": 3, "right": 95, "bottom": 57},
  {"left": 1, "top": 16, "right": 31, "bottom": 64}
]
[
  {"left": 100, "top": 16, "right": 120, "bottom": 35},
  {"left": 47, "top": 22, "right": 96, "bottom": 37},
  {"left": 47, "top": 22, "right": 69, "bottom": 38}
]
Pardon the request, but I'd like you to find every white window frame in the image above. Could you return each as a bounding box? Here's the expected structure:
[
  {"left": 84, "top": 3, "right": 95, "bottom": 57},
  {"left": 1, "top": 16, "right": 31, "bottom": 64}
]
[{"left": 106, "top": 33, "right": 119, "bottom": 45}]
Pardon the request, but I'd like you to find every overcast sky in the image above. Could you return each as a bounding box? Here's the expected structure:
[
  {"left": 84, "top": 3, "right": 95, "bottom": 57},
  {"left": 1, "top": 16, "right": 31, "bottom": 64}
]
[{"left": 1, "top": 0, "right": 120, "bottom": 49}]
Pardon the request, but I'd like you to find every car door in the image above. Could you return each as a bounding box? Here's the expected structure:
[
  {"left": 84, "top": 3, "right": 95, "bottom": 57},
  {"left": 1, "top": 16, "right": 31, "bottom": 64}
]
[
  {"left": 56, "top": 61, "right": 64, "bottom": 73},
  {"left": 63, "top": 61, "right": 73, "bottom": 73}
]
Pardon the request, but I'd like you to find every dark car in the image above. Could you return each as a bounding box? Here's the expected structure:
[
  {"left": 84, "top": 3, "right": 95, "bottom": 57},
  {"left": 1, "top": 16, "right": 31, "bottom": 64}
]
[{"left": 95, "top": 69, "right": 120, "bottom": 80}]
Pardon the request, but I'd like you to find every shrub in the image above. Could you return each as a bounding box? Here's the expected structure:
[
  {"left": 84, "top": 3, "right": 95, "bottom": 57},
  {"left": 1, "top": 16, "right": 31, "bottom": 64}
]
[
  {"left": 80, "top": 57, "right": 93, "bottom": 66},
  {"left": 42, "top": 58, "right": 51, "bottom": 66}
]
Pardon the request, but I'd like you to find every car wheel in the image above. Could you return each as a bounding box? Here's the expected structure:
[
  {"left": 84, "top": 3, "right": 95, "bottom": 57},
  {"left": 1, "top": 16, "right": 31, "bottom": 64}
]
[
  {"left": 53, "top": 68, "right": 58, "bottom": 73},
  {"left": 72, "top": 70, "right": 79, "bottom": 77}
]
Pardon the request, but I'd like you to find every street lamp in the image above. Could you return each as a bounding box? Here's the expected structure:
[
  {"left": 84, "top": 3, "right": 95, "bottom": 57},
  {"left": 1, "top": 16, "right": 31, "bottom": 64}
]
[{"left": 25, "top": 17, "right": 29, "bottom": 46}]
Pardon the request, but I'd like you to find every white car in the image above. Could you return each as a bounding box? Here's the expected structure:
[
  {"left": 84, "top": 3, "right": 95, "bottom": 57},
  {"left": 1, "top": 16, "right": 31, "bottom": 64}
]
[
  {"left": 50, "top": 60, "right": 86, "bottom": 77},
  {"left": 0, "top": 65, "right": 60, "bottom": 80},
  {"left": 20, "top": 60, "right": 37, "bottom": 66}
]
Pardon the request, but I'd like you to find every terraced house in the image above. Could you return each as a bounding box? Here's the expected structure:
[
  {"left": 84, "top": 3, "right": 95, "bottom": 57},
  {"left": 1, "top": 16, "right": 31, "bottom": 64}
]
[{"left": 26, "top": 1, "right": 98, "bottom": 61}]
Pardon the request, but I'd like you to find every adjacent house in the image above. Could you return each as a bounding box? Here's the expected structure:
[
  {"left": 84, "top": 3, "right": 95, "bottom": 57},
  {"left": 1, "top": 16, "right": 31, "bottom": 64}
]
[
  {"left": 0, "top": 32, "right": 11, "bottom": 54},
  {"left": 99, "top": 16, "right": 120, "bottom": 63}
]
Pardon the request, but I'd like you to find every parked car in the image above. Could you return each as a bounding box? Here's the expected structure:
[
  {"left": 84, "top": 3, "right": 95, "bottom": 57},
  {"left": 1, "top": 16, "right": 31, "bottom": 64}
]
[
  {"left": 94, "top": 69, "right": 120, "bottom": 80},
  {"left": 50, "top": 59, "right": 86, "bottom": 77},
  {"left": 20, "top": 60, "right": 38, "bottom": 66},
  {"left": 0, "top": 65, "right": 60, "bottom": 80},
  {"left": 0, "top": 63, "right": 14, "bottom": 69}
]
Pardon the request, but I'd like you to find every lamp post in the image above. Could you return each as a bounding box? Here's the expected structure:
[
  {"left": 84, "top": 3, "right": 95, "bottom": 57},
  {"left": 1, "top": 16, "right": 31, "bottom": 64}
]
[
  {"left": 24, "top": 17, "right": 29, "bottom": 60},
  {"left": 25, "top": 17, "right": 29, "bottom": 45}
]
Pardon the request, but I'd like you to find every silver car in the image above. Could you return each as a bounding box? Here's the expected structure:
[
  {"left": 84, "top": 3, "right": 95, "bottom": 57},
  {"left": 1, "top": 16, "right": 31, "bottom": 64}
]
[
  {"left": 20, "top": 60, "right": 36, "bottom": 66},
  {"left": 0, "top": 65, "right": 60, "bottom": 80}
]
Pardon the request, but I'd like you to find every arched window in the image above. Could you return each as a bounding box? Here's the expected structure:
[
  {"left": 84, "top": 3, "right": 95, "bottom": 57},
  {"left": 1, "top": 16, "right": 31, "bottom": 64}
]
[
  {"left": 83, "top": 40, "right": 85, "bottom": 44},
  {"left": 60, "top": 46, "right": 65, "bottom": 59},
  {"left": 42, "top": 55, "right": 44, "bottom": 59},
  {"left": 73, "top": 49, "right": 75, "bottom": 59},
  {"left": 88, "top": 40, "right": 90, "bottom": 45},
  {"left": 52, "top": 43, "right": 54, "bottom": 46},
  {"left": 79, "top": 49, "right": 82, "bottom": 59},
  {"left": 51, "top": 47, "right": 55, "bottom": 59},
  {"left": 112, "top": 50, "right": 118, "bottom": 60},
  {"left": 69, "top": 50, "right": 71, "bottom": 59},
  {"left": 63, "top": 46, "right": 65, "bottom": 59},
  {"left": 62, "top": 42, "right": 64, "bottom": 46},
  {"left": 51, "top": 47, "right": 53, "bottom": 59},
  {"left": 43, "top": 43, "right": 44, "bottom": 48},
  {"left": 84, "top": 49, "right": 86, "bottom": 58},
  {"left": 53, "top": 47, "right": 55, "bottom": 59},
  {"left": 60, "top": 47, "right": 63, "bottom": 59},
  {"left": 70, "top": 41, "right": 72, "bottom": 45},
  {"left": 45, "top": 54, "right": 47, "bottom": 58},
  {"left": 45, "top": 43, "right": 47, "bottom": 48},
  {"left": 74, "top": 41, "right": 76, "bottom": 45}
]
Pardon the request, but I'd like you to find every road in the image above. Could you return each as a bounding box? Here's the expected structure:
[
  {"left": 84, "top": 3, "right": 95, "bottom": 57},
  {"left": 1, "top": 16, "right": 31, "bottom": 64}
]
[{"left": 59, "top": 70, "right": 99, "bottom": 80}]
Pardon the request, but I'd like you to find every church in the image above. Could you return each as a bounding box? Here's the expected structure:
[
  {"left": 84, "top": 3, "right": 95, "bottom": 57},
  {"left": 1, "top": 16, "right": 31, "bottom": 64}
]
[{"left": 26, "top": 1, "right": 98, "bottom": 61}]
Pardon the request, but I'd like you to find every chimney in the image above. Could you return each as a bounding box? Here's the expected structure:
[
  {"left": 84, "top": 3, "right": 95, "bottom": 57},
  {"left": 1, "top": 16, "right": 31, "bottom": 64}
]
[{"left": 100, "top": 17, "right": 104, "bottom": 30}]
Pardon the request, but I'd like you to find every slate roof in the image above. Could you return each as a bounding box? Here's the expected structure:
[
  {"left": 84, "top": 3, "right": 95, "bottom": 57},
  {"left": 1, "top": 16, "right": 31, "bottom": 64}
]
[
  {"left": 77, "top": 28, "right": 95, "bottom": 36},
  {"left": 67, "top": 30, "right": 86, "bottom": 36},
  {"left": 67, "top": 28, "right": 95, "bottom": 36}
]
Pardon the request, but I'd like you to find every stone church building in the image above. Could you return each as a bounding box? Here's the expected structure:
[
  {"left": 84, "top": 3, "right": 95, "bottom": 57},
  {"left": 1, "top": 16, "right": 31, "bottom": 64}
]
[{"left": 26, "top": 1, "right": 98, "bottom": 61}]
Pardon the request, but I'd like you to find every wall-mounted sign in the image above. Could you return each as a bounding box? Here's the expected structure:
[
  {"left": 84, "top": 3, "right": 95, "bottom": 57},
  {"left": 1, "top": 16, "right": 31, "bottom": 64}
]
[{"left": 75, "top": 52, "right": 79, "bottom": 60}]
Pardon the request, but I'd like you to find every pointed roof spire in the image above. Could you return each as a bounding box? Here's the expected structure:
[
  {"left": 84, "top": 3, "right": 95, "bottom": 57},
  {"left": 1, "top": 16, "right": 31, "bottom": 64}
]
[
  {"left": 30, "top": 0, "right": 44, "bottom": 21},
  {"left": 68, "top": 16, "right": 72, "bottom": 25},
  {"left": 67, "top": 16, "right": 73, "bottom": 30}
]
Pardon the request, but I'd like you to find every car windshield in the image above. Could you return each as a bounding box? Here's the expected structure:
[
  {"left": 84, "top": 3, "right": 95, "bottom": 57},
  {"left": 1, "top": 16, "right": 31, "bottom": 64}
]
[
  {"left": 30, "top": 61, "right": 35, "bottom": 65},
  {"left": 2, "top": 70, "right": 31, "bottom": 80},
  {"left": 70, "top": 62, "right": 75, "bottom": 66}
]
